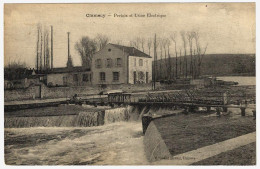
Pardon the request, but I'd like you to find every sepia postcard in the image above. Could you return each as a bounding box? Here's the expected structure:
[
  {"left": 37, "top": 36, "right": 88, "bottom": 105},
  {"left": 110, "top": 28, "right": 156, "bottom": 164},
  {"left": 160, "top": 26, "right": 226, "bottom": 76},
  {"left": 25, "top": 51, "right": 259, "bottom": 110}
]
[{"left": 2, "top": 1, "right": 256, "bottom": 166}]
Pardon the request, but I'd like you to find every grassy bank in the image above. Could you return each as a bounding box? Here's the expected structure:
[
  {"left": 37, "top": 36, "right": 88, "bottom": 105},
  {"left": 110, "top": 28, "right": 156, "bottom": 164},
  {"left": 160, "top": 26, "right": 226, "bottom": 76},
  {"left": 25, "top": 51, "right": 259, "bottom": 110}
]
[{"left": 153, "top": 113, "right": 256, "bottom": 157}]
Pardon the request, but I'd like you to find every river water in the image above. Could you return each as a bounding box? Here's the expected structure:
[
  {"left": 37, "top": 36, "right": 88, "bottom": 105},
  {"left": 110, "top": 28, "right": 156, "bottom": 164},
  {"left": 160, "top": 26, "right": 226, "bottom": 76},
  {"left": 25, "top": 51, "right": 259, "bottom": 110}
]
[
  {"left": 5, "top": 121, "right": 148, "bottom": 165},
  {"left": 217, "top": 76, "right": 255, "bottom": 86}
]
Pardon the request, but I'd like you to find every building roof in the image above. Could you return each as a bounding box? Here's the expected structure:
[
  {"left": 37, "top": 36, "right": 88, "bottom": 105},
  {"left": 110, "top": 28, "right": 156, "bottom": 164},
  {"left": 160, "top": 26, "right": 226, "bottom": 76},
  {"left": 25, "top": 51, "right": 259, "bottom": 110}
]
[
  {"left": 109, "top": 43, "right": 152, "bottom": 58},
  {"left": 48, "top": 66, "right": 90, "bottom": 74}
]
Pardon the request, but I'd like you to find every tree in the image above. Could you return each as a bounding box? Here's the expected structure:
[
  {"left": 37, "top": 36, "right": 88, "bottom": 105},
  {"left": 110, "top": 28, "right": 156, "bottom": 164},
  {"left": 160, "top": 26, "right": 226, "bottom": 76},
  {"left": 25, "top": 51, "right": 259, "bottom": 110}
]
[
  {"left": 75, "top": 36, "right": 97, "bottom": 69},
  {"left": 36, "top": 24, "right": 40, "bottom": 71},
  {"left": 147, "top": 38, "right": 152, "bottom": 56},
  {"left": 140, "top": 38, "right": 145, "bottom": 52},
  {"left": 159, "top": 38, "right": 163, "bottom": 80},
  {"left": 161, "top": 38, "right": 168, "bottom": 79},
  {"left": 179, "top": 48, "right": 182, "bottom": 77},
  {"left": 116, "top": 40, "right": 122, "bottom": 45},
  {"left": 132, "top": 37, "right": 141, "bottom": 49},
  {"left": 95, "top": 34, "right": 109, "bottom": 51},
  {"left": 194, "top": 31, "right": 208, "bottom": 78},
  {"left": 180, "top": 31, "right": 188, "bottom": 78},
  {"left": 186, "top": 31, "right": 195, "bottom": 78},
  {"left": 153, "top": 34, "right": 159, "bottom": 82},
  {"left": 166, "top": 39, "right": 171, "bottom": 79},
  {"left": 170, "top": 32, "right": 178, "bottom": 79}
]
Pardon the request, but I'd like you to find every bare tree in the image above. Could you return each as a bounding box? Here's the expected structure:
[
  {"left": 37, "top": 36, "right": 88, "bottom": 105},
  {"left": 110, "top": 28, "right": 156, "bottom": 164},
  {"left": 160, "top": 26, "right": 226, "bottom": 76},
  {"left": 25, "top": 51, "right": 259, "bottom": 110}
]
[
  {"left": 140, "top": 38, "right": 145, "bottom": 52},
  {"left": 159, "top": 38, "right": 163, "bottom": 80},
  {"left": 36, "top": 24, "right": 40, "bottom": 71},
  {"left": 193, "top": 49, "right": 197, "bottom": 78},
  {"left": 95, "top": 34, "right": 109, "bottom": 51},
  {"left": 186, "top": 31, "right": 195, "bottom": 79},
  {"left": 147, "top": 38, "right": 152, "bottom": 56},
  {"left": 194, "top": 31, "right": 208, "bottom": 78},
  {"left": 45, "top": 30, "right": 50, "bottom": 69},
  {"left": 179, "top": 48, "right": 182, "bottom": 77},
  {"left": 166, "top": 39, "right": 171, "bottom": 79},
  {"left": 75, "top": 36, "right": 97, "bottom": 69},
  {"left": 162, "top": 38, "right": 168, "bottom": 79},
  {"left": 170, "top": 32, "right": 178, "bottom": 79},
  {"left": 129, "top": 41, "right": 134, "bottom": 47},
  {"left": 132, "top": 37, "right": 141, "bottom": 49},
  {"left": 153, "top": 34, "right": 158, "bottom": 89},
  {"left": 116, "top": 40, "right": 122, "bottom": 45},
  {"left": 40, "top": 29, "right": 43, "bottom": 70},
  {"left": 180, "top": 31, "right": 188, "bottom": 78}
]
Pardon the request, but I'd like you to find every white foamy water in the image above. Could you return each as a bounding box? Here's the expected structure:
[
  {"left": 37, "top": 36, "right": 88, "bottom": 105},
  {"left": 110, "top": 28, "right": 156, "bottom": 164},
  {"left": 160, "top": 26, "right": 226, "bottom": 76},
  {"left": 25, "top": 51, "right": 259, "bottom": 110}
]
[
  {"left": 217, "top": 76, "right": 255, "bottom": 86},
  {"left": 5, "top": 122, "right": 148, "bottom": 165}
]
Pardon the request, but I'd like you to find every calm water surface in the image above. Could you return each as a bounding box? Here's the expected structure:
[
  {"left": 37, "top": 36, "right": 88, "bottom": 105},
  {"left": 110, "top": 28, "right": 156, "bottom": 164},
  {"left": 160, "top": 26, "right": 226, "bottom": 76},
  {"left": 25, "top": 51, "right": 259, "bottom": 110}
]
[{"left": 217, "top": 76, "right": 255, "bottom": 86}]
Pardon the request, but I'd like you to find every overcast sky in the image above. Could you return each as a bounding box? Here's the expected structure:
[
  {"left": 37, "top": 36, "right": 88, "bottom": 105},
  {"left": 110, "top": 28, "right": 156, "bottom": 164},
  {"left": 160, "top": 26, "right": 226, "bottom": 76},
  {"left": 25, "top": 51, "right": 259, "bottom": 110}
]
[{"left": 4, "top": 3, "right": 255, "bottom": 68}]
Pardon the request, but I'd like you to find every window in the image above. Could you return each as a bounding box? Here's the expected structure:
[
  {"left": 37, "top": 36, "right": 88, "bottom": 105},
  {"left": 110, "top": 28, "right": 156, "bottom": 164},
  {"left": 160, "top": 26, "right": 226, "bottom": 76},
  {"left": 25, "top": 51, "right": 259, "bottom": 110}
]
[
  {"left": 83, "top": 74, "right": 89, "bottom": 82},
  {"left": 145, "top": 60, "right": 148, "bottom": 67},
  {"left": 108, "top": 48, "right": 111, "bottom": 52},
  {"left": 134, "top": 58, "right": 136, "bottom": 66},
  {"left": 116, "top": 58, "right": 122, "bottom": 67},
  {"left": 99, "top": 72, "right": 106, "bottom": 81},
  {"left": 73, "top": 74, "right": 78, "bottom": 81},
  {"left": 106, "top": 58, "right": 113, "bottom": 68},
  {"left": 113, "top": 72, "right": 119, "bottom": 81},
  {"left": 139, "top": 59, "right": 143, "bottom": 66},
  {"left": 96, "top": 59, "right": 102, "bottom": 68}
]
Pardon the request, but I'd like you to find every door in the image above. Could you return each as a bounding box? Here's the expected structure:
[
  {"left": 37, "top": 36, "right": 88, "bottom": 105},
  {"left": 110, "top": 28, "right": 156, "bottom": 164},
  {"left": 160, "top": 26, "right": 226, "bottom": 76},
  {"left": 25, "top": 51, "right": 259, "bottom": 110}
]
[
  {"left": 133, "top": 71, "right": 137, "bottom": 84},
  {"left": 35, "top": 85, "right": 41, "bottom": 98},
  {"left": 146, "top": 72, "right": 149, "bottom": 83}
]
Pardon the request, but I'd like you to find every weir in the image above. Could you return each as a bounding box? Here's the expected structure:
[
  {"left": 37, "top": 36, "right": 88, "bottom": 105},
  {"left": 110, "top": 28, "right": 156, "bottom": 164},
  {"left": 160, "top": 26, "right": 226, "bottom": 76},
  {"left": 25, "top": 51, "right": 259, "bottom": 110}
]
[{"left": 4, "top": 105, "right": 147, "bottom": 128}]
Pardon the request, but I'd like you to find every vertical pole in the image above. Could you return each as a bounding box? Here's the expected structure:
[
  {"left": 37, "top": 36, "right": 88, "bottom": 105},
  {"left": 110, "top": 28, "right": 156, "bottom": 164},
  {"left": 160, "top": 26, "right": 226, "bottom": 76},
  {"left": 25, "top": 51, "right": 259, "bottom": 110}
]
[
  {"left": 51, "top": 26, "right": 53, "bottom": 69},
  {"left": 36, "top": 28, "right": 39, "bottom": 72},
  {"left": 153, "top": 34, "right": 157, "bottom": 90},
  {"left": 67, "top": 32, "right": 70, "bottom": 66},
  {"left": 241, "top": 107, "right": 246, "bottom": 116}
]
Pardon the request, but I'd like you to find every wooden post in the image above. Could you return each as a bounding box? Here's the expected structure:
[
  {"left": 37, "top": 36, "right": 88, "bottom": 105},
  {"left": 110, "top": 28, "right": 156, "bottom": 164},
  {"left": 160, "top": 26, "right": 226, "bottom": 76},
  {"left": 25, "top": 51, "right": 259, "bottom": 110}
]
[
  {"left": 216, "top": 107, "right": 221, "bottom": 116},
  {"left": 207, "top": 106, "right": 211, "bottom": 113},
  {"left": 253, "top": 110, "right": 256, "bottom": 119}
]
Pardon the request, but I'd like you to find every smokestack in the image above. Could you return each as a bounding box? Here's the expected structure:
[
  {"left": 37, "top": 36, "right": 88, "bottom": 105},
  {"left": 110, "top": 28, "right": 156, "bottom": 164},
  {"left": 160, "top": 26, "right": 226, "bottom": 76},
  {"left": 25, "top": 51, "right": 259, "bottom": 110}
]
[
  {"left": 51, "top": 26, "right": 53, "bottom": 69},
  {"left": 68, "top": 32, "right": 70, "bottom": 60},
  {"left": 36, "top": 28, "right": 39, "bottom": 72},
  {"left": 66, "top": 32, "right": 73, "bottom": 68}
]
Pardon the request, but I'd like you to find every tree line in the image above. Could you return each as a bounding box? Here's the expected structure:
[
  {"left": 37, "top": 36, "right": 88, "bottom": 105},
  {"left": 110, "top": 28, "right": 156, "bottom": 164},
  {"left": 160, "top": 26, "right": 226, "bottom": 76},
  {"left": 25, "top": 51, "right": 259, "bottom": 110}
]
[{"left": 127, "top": 31, "right": 208, "bottom": 80}]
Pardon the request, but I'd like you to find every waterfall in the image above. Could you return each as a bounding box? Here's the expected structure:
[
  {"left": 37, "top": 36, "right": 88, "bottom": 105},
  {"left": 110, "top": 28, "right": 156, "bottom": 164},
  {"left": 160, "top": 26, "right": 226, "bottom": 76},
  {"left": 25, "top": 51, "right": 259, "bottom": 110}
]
[
  {"left": 4, "top": 111, "right": 105, "bottom": 128},
  {"left": 4, "top": 106, "right": 146, "bottom": 128}
]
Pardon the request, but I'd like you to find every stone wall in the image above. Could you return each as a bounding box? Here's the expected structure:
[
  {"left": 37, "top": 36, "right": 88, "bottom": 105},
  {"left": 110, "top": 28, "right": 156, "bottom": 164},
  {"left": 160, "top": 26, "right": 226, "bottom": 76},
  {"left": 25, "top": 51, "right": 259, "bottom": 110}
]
[
  {"left": 6, "top": 83, "right": 190, "bottom": 102},
  {"left": 144, "top": 121, "right": 172, "bottom": 162},
  {"left": 4, "top": 84, "right": 100, "bottom": 101},
  {"left": 4, "top": 86, "right": 35, "bottom": 101},
  {"left": 4, "top": 83, "right": 153, "bottom": 101}
]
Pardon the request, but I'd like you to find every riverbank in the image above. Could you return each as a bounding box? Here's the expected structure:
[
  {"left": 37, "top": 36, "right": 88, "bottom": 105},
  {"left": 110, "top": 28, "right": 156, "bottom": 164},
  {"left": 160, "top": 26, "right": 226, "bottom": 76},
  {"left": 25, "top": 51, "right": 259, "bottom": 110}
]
[{"left": 144, "top": 110, "right": 256, "bottom": 165}]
